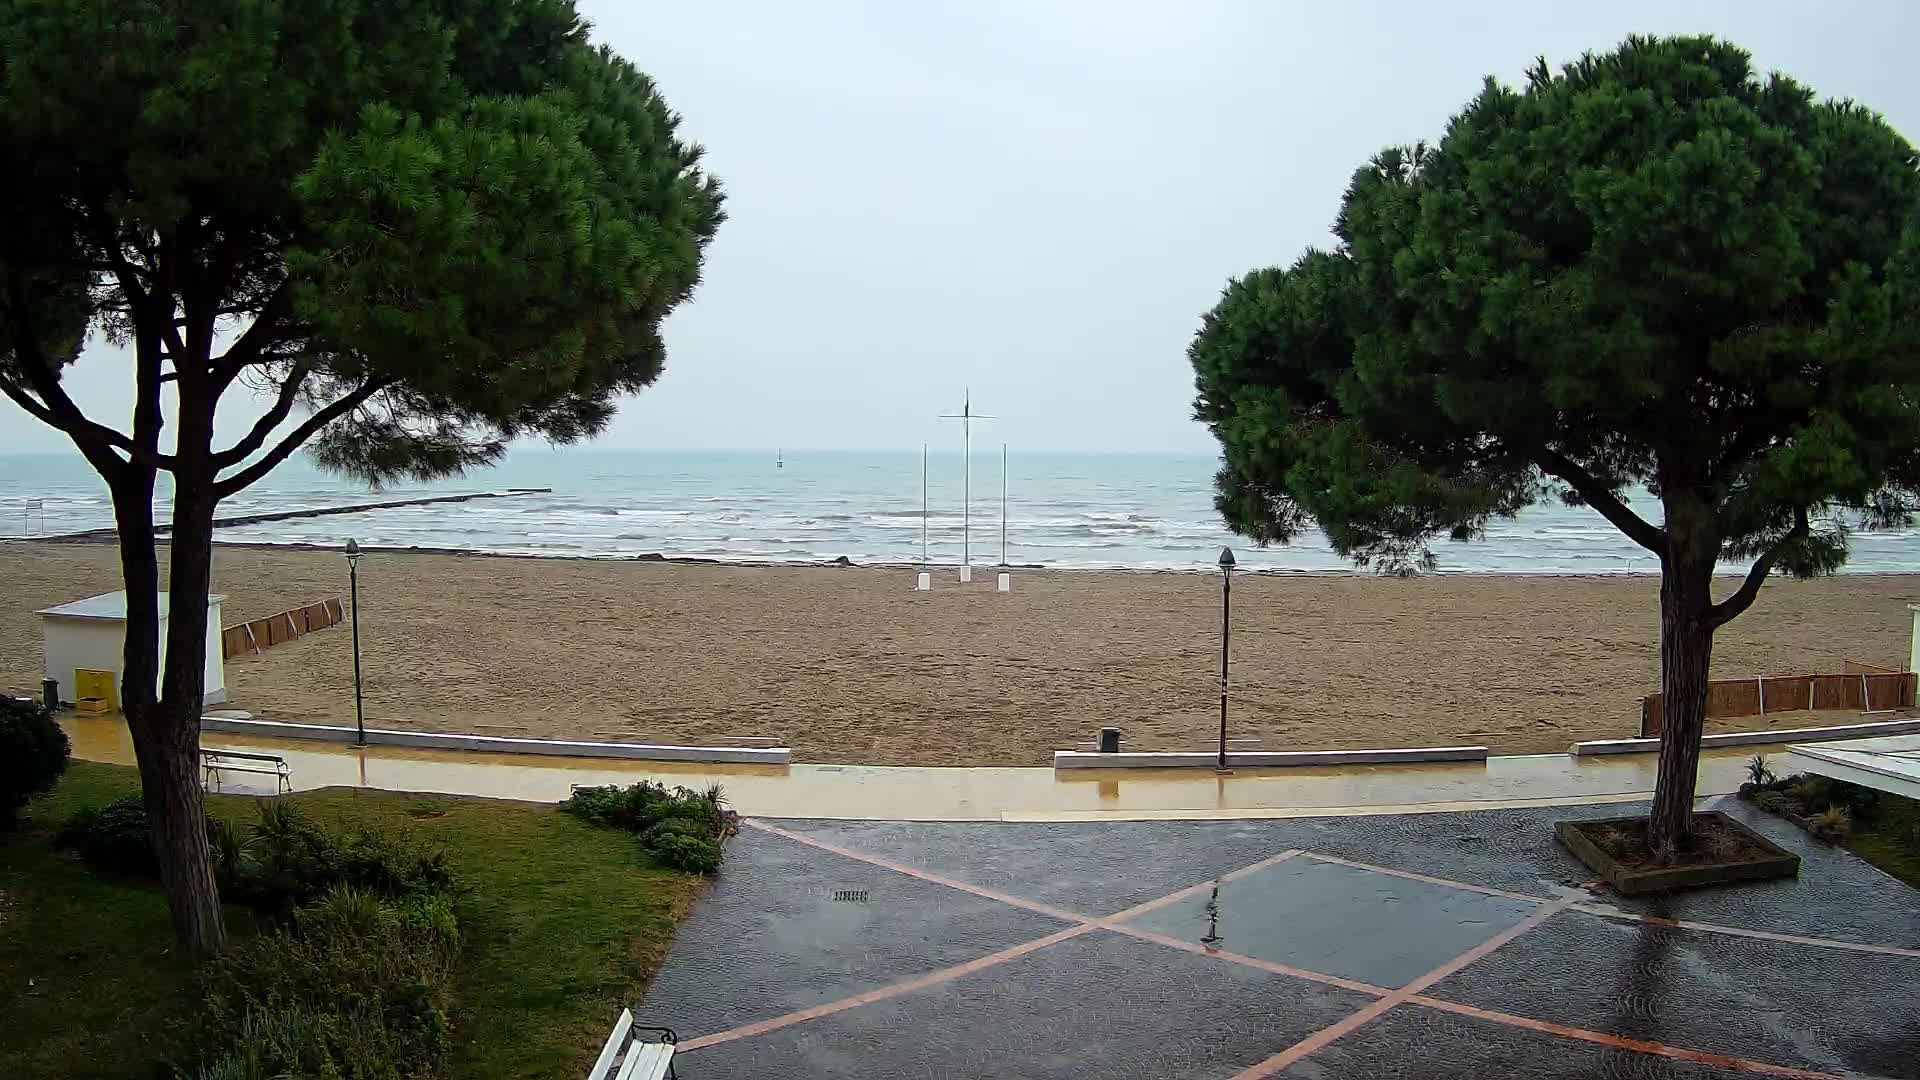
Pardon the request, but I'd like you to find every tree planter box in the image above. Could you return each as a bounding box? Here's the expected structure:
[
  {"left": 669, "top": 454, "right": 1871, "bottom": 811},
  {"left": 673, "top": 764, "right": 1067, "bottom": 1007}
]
[{"left": 1555, "top": 812, "right": 1800, "bottom": 895}]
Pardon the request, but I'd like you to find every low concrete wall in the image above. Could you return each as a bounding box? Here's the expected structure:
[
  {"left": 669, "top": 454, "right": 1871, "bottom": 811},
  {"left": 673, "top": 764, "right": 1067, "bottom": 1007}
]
[
  {"left": 1053, "top": 746, "right": 1488, "bottom": 770},
  {"left": 199, "top": 716, "right": 791, "bottom": 765},
  {"left": 1570, "top": 716, "right": 1920, "bottom": 756}
]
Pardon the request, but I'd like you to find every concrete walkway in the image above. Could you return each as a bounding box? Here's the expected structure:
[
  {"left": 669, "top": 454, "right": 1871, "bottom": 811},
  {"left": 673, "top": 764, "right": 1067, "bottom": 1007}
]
[{"left": 69, "top": 715, "right": 1786, "bottom": 821}]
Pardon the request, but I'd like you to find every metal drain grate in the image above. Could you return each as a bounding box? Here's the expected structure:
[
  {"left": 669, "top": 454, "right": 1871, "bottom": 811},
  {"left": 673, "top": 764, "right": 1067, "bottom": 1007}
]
[{"left": 831, "top": 889, "right": 869, "bottom": 903}]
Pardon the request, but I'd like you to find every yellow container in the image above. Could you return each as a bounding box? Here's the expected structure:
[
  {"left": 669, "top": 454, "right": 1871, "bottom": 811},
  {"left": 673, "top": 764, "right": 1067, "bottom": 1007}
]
[{"left": 73, "top": 668, "right": 118, "bottom": 714}]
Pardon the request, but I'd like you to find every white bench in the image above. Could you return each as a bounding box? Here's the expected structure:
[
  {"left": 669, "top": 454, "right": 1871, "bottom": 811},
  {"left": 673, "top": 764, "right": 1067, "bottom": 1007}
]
[
  {"left": 588, "top": 1008, "right": 676, "bottom": 1080},
  {"left": 200, "top": 747, "right": 292, "bottom": 794}
]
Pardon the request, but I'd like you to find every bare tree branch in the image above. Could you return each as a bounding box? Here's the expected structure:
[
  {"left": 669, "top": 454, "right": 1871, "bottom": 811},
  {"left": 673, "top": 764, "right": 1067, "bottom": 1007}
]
[
  {"left": 211, "top": 361, "right": 313, "bottom": 468},
  {"left": 214, "top": 377, "right": 395, "bottom": 498},
  {"left": 1533, "top": 446, "right": 1666, "bottom": 554},
  {"left": 1706, "top": 507, "right": 1810, "bottom": 629}
]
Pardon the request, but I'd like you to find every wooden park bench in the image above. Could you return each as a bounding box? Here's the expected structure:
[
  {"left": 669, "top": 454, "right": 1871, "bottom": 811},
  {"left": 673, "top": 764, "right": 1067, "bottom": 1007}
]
[
  {"left": 199, "top": 747, "right": 292, "bottom": 795},
  {"left": 588, "top": 1008, "right": 677, "bottom": 1080}
]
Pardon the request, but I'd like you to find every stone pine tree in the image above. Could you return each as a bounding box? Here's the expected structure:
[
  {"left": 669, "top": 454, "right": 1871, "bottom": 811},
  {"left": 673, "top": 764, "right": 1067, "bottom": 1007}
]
[
  {"left": 1191, "top": 36, "right": 1920, "bottom": 855},
  {"left": 0, "top": 0, "right": 723, "bottom": 953}
]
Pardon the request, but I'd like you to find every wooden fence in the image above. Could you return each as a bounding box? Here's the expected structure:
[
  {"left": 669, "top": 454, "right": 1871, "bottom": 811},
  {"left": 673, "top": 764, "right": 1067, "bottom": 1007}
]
[
  {"left": 1639, "top": 667, "right": 1917, "bottom": 737},
  {"left": 222, "top": 599, "right": 345, "bottom": 659}
]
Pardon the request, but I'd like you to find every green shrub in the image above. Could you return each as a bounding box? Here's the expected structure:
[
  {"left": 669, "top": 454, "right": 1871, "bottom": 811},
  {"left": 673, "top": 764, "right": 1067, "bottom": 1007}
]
[
  {"left": 1744, "top": 754, "right": 1776, "bottom": 788},
  {"left": 1785, "top": 777, "right": 1831, "bottom": 813},
  {"left": 57, "top": 795, "right": 157, "bottom": 875},
  {"left": 227, "top": 800, "right": 451, "bottom": 911},
  {"left": 563, "top": 781, "right": 733, "bottom": 873},
  {"left": 0, "top": 695, "right": 70, "bottom": 828},
  {"left": 557, "top": 783, "right": 629, "bottom": 828},
  {"left": 646, "top": 828, "right": 723, "bottom": 874},
  {"left": 188, "top": 886, "right": 461, "bottom": 1079},
  {"left": 1824, "top": 778, "right": 1884, "bottom": 821},
  {"left": 1811, "top": 804, "right": 1853, "bottom": 842}
]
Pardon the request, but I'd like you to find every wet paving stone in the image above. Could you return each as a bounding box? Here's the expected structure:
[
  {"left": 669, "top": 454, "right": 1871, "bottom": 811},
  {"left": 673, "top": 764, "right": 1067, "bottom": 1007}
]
[
  {"left": 1433, "top": 908, "right": 1920, "bottom": 1078},
  {"left": 639, "top": 827, "right": 1074, "bottom": 1039},
  {"left": 641, "top": 803, "right": 1918, "bottom": 1077},
  {"left": 675, "top": 930, "right": 1376, "bottom": 1079},
  {"left": 766, "top": 817, "right": 1294, "bottom": 916},
  {"left": 1282, "top": 1004, "right": 1759, "bottom": 1080},
  {"left": 1121, "top": 856, "right": 1541, "bottom": 988}
]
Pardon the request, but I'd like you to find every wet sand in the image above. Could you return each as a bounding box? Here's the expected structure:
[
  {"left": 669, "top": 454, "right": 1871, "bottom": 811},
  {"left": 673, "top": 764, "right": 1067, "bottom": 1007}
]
[{"left": 3, "top": 541, "right": 1916, "bottom": 766}]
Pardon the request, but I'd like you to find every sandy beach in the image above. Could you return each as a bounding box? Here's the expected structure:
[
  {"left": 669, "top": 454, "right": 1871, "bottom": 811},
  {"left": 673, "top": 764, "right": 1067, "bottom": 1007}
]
[{"left": 3, "top": 540, "right": 1916, "bottom": 766}]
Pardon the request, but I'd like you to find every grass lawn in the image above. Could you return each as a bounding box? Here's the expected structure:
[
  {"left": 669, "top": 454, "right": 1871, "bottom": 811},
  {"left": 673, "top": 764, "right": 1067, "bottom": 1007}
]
[
  {"left": 1848, "top": 792, "right": 1920, "bottom": 888},
  {"left": 0, "top": 761, "right": 708, "bottom": 1079}
]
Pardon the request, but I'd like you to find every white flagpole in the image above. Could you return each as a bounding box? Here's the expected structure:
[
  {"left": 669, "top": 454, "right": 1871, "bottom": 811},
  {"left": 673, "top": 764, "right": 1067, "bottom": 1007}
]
[
  {"left": 921, "top": 443, "right": 928, "bottom": 568},
  {"left": 939, "top": 390, "right": 994, "bottom": 580},
  {"left": 1000, "top": 442, "right": 1008, "bottom": 566}
]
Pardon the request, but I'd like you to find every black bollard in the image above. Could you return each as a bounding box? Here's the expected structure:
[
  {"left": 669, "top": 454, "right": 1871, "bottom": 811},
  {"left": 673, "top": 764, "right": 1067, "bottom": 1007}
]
[
  {"left": 1098, "top": 727, "right": 1121, "bottom": 754},
  {"left": 42, "top": 678, "right": 60, "bottom": 712}
]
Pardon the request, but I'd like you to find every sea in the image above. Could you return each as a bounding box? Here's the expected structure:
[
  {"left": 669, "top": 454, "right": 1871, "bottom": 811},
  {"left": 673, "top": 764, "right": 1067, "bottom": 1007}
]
[{"left": 4, "top": 448, "right": 1920, "bottom": 574}]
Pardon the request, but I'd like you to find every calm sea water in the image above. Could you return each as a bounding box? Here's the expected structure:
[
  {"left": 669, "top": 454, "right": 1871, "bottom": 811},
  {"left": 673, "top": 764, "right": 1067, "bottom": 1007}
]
[{"left": 4, "top": 448, "right": 1919, "bottom": 573}]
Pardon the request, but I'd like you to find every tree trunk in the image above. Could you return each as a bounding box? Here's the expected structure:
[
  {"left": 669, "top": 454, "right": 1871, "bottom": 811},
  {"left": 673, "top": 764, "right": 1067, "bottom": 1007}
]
[
  {"left": 107, "top": 462, "right": 226, "bottom": 954},
  {"left": 150, "top": 401, "right": 228, "bottom": 955},
  {"left": 1647, "top": 516, "right": 1718, "bottom": 857}
]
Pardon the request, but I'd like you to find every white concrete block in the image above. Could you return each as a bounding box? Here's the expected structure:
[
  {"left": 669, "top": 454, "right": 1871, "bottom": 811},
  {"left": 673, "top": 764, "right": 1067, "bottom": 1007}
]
[
  {"left": 915, "top": 572, "right": 931, "bottom": 591},
  {"left": 197, "top": 716, "right": 792, "bottom": 765},
  {"left": 996, "top": 573, "right": 1011, "bottom": 592},
  {"left": 959, "top": 565, "right": 973, "bottom": 583},
  {"left": 1052, "top": 746, "right": 1489, "bottom": 769},
  {"left": 1570, "top": 716, "right": 1920, "bottom": 755}
]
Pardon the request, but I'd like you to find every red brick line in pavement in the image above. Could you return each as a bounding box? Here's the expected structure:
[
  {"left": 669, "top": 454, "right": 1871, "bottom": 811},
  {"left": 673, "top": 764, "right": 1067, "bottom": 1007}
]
[
  {"left": 742, "top": 820, "right": 1089, "bottom": 923},
  {"left": 1408, "top": 998, "right": 1847, "bottom": 1080},
  {"left": 1301, "top": 850, "right": 1920, "bottom": 960},
  {"left": 684, "top": 824, "right": 1305, "bottom": 1053},
  {"left": 684, "top": 822, "right": 1896, "bottom": 1077},
  {"left": 1227, "top": 892, "right": 1586, "bottom": 1078}
]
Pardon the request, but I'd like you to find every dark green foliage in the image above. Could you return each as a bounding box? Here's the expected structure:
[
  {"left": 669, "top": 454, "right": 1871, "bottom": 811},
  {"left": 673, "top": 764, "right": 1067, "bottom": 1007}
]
[
  {"left": 1193, "top": 35, "right": 1920, "bottom": 851},
  {"left": 0, "top": 2, "right": 722, "bottom": 949},
  {"left": 0, "top": 696, "right": 69, "bottom": 828},
  {"left": 3, "top": 761, "right": 707, "bottom": 1079},
  {"left": 641, "top": 823, "right": 723, "bottom": 875},
  {"left": 57, "top": 796, "right": 156, "bottom": 875},
  {"left": 1810, "top": 805, "right": 1853, "bottom": 843},
  {"left": 0, "top": 0, "right": 724, "bottom": 488},
  {"left": 230, "top": 800, "right": 452, "bottom": 912},
  {"left": 59, "top": 796, "right": 449, "bottom": 911},
  {"left": 1745, "top": 754, "right": 1777, "bottom": 788},
  {"left": 561, "top": 781, "right": 733, "bottom": 873},
  {"left": 186, "top": 886, "right": 462, "bottom": 1079},
  {"left": 1192, "top": 35, "right": 1920, "bottom": 578}
]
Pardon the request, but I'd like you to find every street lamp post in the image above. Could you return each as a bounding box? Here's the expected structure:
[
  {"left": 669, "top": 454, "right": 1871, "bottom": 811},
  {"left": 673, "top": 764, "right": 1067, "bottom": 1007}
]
[
  {"left": 345, "top": 539, "right": 365, "bottom": 747},
  {"left": 1217, "top": 546, "right": 1235, "bottom": 769}
]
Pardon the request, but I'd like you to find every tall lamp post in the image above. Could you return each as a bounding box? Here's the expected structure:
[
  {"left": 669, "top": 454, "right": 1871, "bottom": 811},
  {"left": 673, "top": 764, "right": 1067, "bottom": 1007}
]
[
  {"left": 345, "top": 539, "right": 366, "bottom": 747},
  {"left": 1217, "top": 546, "right": 1235, "bottom": 769}
]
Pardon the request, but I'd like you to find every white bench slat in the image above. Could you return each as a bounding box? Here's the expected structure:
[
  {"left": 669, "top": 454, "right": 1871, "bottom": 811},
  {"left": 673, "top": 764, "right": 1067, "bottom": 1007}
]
[
  {"left": 208, "top": 762, "right": 285, "bottom": 774},
  {"left": 587, "top": 1008, "right": 633, "bottom": 1080},
  {"left": 617, "top": 1042, "right": 673, "bottom": 1080}
]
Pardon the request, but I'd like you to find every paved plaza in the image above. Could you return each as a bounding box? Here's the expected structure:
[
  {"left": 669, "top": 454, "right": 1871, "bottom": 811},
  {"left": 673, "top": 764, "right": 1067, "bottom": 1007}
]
[{"left": 642, "top": 798, "right": 1920, "bottom": 1079}]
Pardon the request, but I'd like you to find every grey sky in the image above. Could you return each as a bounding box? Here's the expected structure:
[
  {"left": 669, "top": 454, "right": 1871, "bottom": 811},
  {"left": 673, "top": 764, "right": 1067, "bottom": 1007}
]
[{"left": 6, "top": 1, "right": 1919, "bottom": 454}]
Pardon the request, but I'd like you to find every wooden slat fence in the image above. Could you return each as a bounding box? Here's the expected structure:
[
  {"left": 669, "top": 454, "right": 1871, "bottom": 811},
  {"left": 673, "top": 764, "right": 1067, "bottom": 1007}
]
[
  {"left": 1640, "top": 669, "right": 1917, "bottom": 737},
  {"left": 222, "top": 598, "right": 345, "bottom": 659}
]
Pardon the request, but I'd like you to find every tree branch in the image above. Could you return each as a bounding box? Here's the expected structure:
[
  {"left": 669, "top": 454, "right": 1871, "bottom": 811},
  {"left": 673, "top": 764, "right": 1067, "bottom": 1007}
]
[
  {"left": 214, "top": 377, "right": 395, "bottom": 498},
  {"left": 211, "top": 361, "right": 313, "bottom": 468},
  {"left": 3, "top": 280, "right": 168, "bottom": 472},
  {"left": 1706, "top": 508, "right": 1810, "bottom": 629},
  {"left": 1532, "top": 447, "right": 1666, "bottom": 554},
  {"left": 209, "top": 282, "right": 293, "bottom": 392}
]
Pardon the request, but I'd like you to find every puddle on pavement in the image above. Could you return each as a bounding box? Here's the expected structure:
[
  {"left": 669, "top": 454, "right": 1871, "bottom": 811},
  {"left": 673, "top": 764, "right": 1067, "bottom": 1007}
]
[{"left": 1122, "top": 858, "right": 1542, "bottom": 988}]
